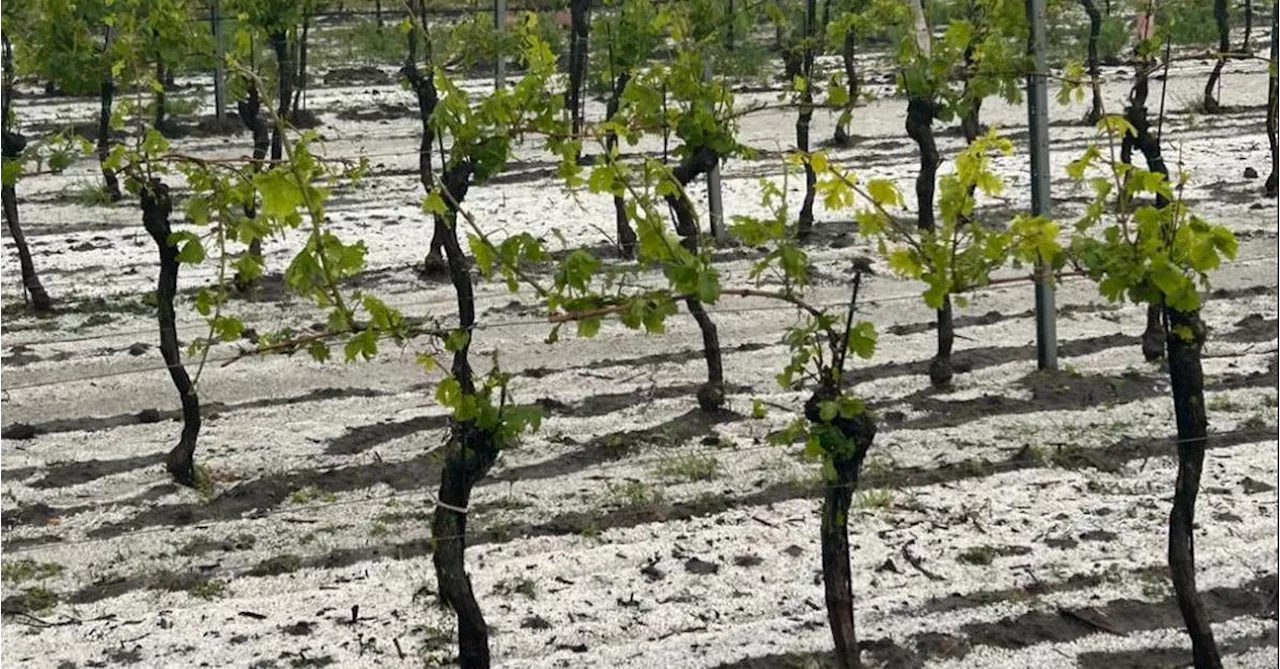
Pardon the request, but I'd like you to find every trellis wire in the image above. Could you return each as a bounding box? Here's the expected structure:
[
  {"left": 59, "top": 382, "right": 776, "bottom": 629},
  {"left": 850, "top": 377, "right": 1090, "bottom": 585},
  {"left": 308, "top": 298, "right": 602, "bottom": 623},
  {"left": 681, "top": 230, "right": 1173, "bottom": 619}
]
[{"left": 6, "top": 257, "right": 1277, "bottom": 393}]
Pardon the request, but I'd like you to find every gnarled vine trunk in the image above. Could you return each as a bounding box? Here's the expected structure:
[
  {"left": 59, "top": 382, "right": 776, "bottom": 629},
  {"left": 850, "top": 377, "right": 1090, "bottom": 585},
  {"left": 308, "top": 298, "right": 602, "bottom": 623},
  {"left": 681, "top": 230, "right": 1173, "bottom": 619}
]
[
  {"left": 606, "top": 71, "right": 636, "bottom": 257},
  {"left": 269, "top": 30, "right": 294, "bottom": 163},
  {"left": 1202, "top": 0, "right": 1229, "bottom": 112},
  {"left": 293, "top": 8, "right": 311, "bottom": 117},
  {"left": 805, "top": 384, "right": 876, "bottom": 669},
  {"left": 405, "top": 0, "right": 446, "bottom": 275},
  {"left": 1163, "top": 307, "right": 1224, "bottom": 669},
  {"left": 567, "top": 0, "right": 590, "bottom": 162},
  {"left": 234, "top": 81, "right": 271, "bottom": 290},
  {"left": 1266, "top": 10, "right": 1278, "bottom": 198},
  {"left": 98, "top": 45, "right": 122, "bottom": 202},
  {"left": 2, "top": 38, "right": 52, "bottom": 313},
  {"left": 905, "top": 97, "right": 951, "bottom": 388},
  {"left": 1081, "top": 0, "right": 1105, "bottom": 124},
  {"left": 155, "top": 59, "right": 168, "bottom": 133},
  {"left": 1122, "top": 60, "right": 1170, "bottom": 361},
  {"left": 796, "top": 0, "right": 819, "bottom": 237},
  {"left": 140, "top": 179, "right": 202, "bottom": 486},
  {"left": 663, "top": 146, "right": 726, "bottom": 412},
  {"left": 429, "top": 160, "right": 499, "bottom": 669},
  {"left": 833, "top": 29, "right": 858, "bottom": 146},
  {"left": 1240, "top": 0, "right": 1253, "bottom": 55}
]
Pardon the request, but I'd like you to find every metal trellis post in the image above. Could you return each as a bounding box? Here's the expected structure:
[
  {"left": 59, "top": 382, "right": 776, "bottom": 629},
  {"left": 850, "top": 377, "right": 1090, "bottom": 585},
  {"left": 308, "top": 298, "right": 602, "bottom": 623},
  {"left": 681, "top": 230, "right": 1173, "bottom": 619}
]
[
  {"left": 1026, "top": 0, "right": 1057, "bottom": 370},
  {"left": 212, "top": 0, "right": 226, "bottom": 124},
  {"left": 494, "top": 0, "right": 507, "bottom": 91}
]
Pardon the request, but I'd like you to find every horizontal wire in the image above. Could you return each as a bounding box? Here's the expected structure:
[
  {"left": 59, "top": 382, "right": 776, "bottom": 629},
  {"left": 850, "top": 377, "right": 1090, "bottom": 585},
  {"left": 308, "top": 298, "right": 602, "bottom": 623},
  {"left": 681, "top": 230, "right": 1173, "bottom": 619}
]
[{"left": 4, "top": 257, "right": 1277, "bottom": 392}]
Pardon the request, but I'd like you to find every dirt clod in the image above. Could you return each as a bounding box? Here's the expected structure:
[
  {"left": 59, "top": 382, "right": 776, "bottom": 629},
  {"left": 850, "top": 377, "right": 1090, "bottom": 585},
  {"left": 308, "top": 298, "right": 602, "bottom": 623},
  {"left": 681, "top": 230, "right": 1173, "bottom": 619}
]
[
  {"left": 684, "top": 557, "right": 719, "bottom": 575},
  {"left": 1079, "top": 529, "right": 1118, "bottom": 542},
  {"left": 521, "top": 615, "right": 552, "bottom": 630},
  {"left": 281, "top": 620, "right": 314, "bottom": 636}
]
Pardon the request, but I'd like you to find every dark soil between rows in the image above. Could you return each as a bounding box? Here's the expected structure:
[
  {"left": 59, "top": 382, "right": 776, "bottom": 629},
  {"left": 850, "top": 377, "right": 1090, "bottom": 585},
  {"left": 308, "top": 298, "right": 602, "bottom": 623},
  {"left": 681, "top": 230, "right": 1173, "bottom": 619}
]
[
  {"left": 38, "top": 422, "right": 1274, "bottom": 606},
  {"left": 710, "top": 576, "right": 1275, "bottom": 669}
]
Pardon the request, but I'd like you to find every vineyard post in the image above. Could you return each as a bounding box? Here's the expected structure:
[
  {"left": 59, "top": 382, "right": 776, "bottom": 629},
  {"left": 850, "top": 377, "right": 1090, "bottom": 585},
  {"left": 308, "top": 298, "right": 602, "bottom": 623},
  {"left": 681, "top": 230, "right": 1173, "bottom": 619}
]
[
  {"left": 212, "top": 0, "right": 226, "bottom": 125},
  {"left": 494, "top": 0, "right": 507, "bottom": 90},
  {"left": 1026, "top": 0, "right": 1057, "bottom": 370},
  {"left": 703, "top": 54, "right": 726, "bottom": 243}
]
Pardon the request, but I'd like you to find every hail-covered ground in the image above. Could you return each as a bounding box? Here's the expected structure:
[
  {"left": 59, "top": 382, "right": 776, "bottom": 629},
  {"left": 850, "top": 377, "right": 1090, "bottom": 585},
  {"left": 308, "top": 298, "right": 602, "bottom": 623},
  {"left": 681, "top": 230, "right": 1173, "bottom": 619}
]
[{"left": 1, "top": 25, "right": 1277, "bottom": 669}]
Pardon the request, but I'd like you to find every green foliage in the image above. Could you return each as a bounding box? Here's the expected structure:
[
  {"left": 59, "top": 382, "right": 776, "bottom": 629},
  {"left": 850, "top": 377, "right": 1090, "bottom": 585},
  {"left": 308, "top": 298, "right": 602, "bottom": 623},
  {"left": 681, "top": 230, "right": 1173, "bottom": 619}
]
[
  {"left": 897, "top": 0, "right": 1029, "bottom": 118},
  {"left": 1162, "top": 0, "right": 1224, "bottom": 46},
  {"left": 1073, "top": 13, "right": 1129, "bottom": 63},
  {"left": 1, "top": 559, "right": 64, "bottom": 584},
  {"left": 1059, "top": 122, "right": 1237, "bottom": 314},
  {"left": 653, "top": 454, "right": 723, "bottom": 483}
]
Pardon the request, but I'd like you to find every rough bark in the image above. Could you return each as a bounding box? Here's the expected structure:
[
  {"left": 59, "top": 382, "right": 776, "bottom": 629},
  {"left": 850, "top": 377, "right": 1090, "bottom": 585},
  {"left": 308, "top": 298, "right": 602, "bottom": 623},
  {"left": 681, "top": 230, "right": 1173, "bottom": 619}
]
[
  {"left": 429, "top": 159, "right": 497, "bottom": 669},
  {"left": 567, "top": 0, "right": 590, "bottom": 161},
  {"left": 605, "top": 71, "right": 636, "bottom": 258},
  {"left": 234, "top": 81, "right": 271, "bottom": 290},
  {"left": 1, "top": 181, "right": 52, "bottom": 313},
  {"left": 905, "top": 97, "right": 951, "bottom": 388},
  {"left": 804, "top": 384, "right": 876, "bottom": 669},
  {"left": 1240, "top": 0, "right": 1253, "bottom": 55},
  {"left": 960, "top": 89, "right": 983, "bottom": 144},
  {"left": 293, "top": 9, "right": 311, "bottom": 116},
  {"left": 796, "top": 0, "right": 818, "bottom": 237},
  {"left": 833, "top": 29, "right": 858, "bottom": 147},
  {"left": 2, "top": 38, "right": 52, "bottom": 313},
  {"left": 1163, "top": 307, "right": 1224, "bottom": 669},
  {"left": 98, "top": 69, "right": 122, "bottom": 202},
  {"left": 905, "top": 98, "right": 938, "bottom": 232},
  {"left": 155, "top": 59, "right": 168, "bottom": 133},
  {"left": 140, "top": 179, "right": 202, "bottom": 487},
  {"left": 663, "top": 147, "right": 726, "bottom": 412},
  {"left": 269, "top": 30, "right": 294, "bottom": 163},
  {"left": 1267, "top": 10, "right": 1278, "bottom": 198},
  {"left": 405, "top": 1, "right": 446, "bottom": 275},
  {"left": 1202, "top": 0, "right": 1229, "bottom": 112},
  {"left": 1122, "top": 62, "right": 1171, "bottom": 361},
  {"left": 1081, "top": 0, "right": 1105, "bottom": 124}
]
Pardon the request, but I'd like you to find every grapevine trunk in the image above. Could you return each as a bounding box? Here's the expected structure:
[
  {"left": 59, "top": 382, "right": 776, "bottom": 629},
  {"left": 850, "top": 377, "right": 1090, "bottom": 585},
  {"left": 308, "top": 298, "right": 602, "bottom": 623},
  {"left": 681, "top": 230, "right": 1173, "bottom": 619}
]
[
  {"left": 1267, "top": 10, "right": 1278, "bottom": 198},
  {"left": 663, "top": 147, "right": 726, "bottom": 411},
  {"left": 235, "top": 82, "right": 270, "bottom": 290},
  {"left": 806, "top": 385, "right": 876, "bottom": 669},
  {"left": 404, "top": 4, "right": 447, "bottom": 275},
  {"left": 1203, "top": 0, "right": 1229, "bottom": 113},
  {"left": 1122, "top": 64, "right": 1170, "bottom": 361},
  {"left": 1081, "top": 0, "right": 1104, "bottom": 125},
  {"left": 430, "top": 160, "right": 498, "bottom": 669},
  {"left": 1163, "top": 307, "right": 1224, "bottom": 669},
  {"left": 906, "top": 97, "right": 952, "bottom": 388},
  {"left": 796, "top": 0, "right": 818, "bottom": 237},
  {"left": 98, "top": 71, "right": 122, "bottom": 202},
  {"left": 269, "top": 30, "right": 294, "bottom": 164},
  {"left": 155, "top": 60, "right": 168, "bottom": 133},
  {"left": 833, "top": 29, "right": 857, "bottom": 147},
  {"left": 606, "top": 71, "right": 637, "bottom": 258},
  {"left": 567, "top": 0, "right": 590, "bottom": 162},
  {"left": 140, "top": 179, "right": 202, "bottom": 487},
  {"left": 2, "top": 39, "right": 52, "bottom": 313}
]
